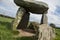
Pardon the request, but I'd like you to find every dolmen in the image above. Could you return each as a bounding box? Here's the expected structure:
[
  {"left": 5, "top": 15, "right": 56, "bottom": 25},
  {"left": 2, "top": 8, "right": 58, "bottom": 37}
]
[{"left": 12, "top": 0, "right": 55, "bottom": 40}]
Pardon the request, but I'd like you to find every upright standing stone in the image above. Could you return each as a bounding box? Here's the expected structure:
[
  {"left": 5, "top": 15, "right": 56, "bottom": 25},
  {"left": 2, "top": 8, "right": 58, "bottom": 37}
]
[
  {"left": 17, "top": 11, "right": 30, "bottom": 29},
  {"left": 38, "top": 11, "right": 55, "bottom": 40},
  {"left": 40, "top": 11, "right": 48, "bottom": 24},
  {"left": 12, "top": 7, "right": 30, "bottom": 30}
]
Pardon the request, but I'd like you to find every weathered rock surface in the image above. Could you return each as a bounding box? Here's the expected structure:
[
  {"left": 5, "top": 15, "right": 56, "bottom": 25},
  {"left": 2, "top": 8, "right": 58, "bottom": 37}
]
[
  {"left": 17, "top": 12, "right": 30, "bottom": 29},
  {"left": 41, "top": 13, "right": 48, "bottom": 24},
  {"left": 14, "top": 0, "right": 48, "bottom": 14},
  {"left": 14, "top": 30, "right": 35, "bottom": 37},
  {"left": 37, "top": 12, "right": 55, "bottom": 40},
  {"left": 12, "top": 8, "right": 30, "bottom": 30},
  {"left": 38, "top": 24, "right": 55, "bottom": 40}
]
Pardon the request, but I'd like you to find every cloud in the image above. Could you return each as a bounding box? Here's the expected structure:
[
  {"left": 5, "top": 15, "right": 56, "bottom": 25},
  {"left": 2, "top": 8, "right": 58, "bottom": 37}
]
[
  {"left": 32, "top": 0, "right": 60, "bottom": 26},
  {"left": 0, "top": 0, "right": 19, "bottom": 17},
  {"left": 0, "top": 0, "right": 19, "bottom": 12},
  {"left": 0, "top": 0, "right": 60, "bottom": 27},
  {"left": 30, "top": 13, "right": 42, "bottom": 23},
  {"left": 47, "top": 11, "right": 60, "bottom": 24}
]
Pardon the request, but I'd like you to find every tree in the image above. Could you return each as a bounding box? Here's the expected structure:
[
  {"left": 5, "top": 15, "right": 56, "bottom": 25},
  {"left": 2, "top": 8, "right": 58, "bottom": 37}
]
[{"left": 50, "top": 23, "right": 56, "bottom": 28}]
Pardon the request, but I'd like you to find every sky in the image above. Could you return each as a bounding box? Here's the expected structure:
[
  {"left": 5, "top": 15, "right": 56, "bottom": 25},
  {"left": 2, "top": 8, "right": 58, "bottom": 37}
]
[{"left": 0, "top": 0, "right": 60, "bottom": 27}]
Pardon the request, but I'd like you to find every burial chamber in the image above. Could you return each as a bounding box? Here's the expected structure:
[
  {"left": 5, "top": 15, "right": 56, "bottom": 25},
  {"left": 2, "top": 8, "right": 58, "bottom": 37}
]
[{"left": 14, "top": 0, "right": 49, "bottom": 14}]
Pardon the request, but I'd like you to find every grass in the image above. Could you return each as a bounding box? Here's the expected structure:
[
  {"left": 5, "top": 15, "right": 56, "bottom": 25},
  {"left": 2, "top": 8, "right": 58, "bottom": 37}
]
[
  {"left": 0, "top": 16, "right": 15, "bottom": 40},
  {"left": 0, "top": 16, "right": 60, "bottom": 40},
  {"left": 0, "top": 16, "right": 33, "bottom": 40},
  {"left": 55, "top": 28, "right": 60, "bottom": 40},
  {"left": 13, "top": 31, "right": 19, "bottom": 35},
  {"left": 0, "top": 16, "right": 13, "bottom": 30},
  {"left": 16, "top": 37, "right": 33, "bottom": 40}
]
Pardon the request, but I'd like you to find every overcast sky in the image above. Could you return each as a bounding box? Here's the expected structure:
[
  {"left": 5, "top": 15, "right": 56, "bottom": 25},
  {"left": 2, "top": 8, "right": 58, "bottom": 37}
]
[{"left": 0, "top": 0, "right": 60, "bottom": 27}]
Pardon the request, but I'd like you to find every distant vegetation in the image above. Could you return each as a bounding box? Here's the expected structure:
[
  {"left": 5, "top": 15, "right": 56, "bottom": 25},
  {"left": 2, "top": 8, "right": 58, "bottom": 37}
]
[
  {"left": 0, "top": 14, "right": 15, "bottom": 19},
  {"left": 0, "top": 16, "right": 60, "bottom": 40}
]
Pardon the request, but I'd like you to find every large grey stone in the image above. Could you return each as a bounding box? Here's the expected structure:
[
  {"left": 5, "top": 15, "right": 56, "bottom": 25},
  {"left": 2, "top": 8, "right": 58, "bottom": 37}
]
[
  {"left": 40, "top": 12, "right": 48, "bottom": 24},
  {"left": 17, "top": 11, "right": 30, "bottom": 29},
  {"left": 14, "top": 0, "right": 49, "bottom": 14},
  {"left": 12, "top": 7, "right": 30, "bottom": 30},
  {"left": 38, "top": 24, "right": 55, "bottom": 40}
]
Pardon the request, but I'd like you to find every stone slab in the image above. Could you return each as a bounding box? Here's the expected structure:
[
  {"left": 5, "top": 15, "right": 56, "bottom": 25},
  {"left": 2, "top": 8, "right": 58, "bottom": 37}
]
[{"left": 14, "top": 0, "right": 49, "bottom": 14}]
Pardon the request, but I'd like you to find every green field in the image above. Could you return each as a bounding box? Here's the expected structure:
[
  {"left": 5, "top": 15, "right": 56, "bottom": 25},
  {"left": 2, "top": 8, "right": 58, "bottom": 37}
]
[
  {"left": 55, "top": 28, "right": 60, "bottom": 40},
  {"left": 0, "top": 16, "right": 33, "bottom": 40},
  {"left": 0, "top": 16, "right": 60, "bottom": 40}
]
